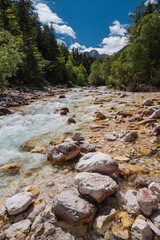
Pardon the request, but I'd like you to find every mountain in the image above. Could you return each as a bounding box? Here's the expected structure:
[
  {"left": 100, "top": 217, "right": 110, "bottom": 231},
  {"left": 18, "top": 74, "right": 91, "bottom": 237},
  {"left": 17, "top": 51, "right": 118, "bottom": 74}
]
[{"left": 83, "top": 50, "right": 106, "bottom": 59}]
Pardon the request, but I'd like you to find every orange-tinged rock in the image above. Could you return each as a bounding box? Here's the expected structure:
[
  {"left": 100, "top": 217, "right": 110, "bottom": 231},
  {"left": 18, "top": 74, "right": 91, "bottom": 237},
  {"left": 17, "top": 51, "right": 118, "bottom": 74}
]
[
  {"left": 117, "top": 212, "right": 134, "bottom": 229},
  {"left": 140, "top": 146, "right": 153, "bottom": 156},
  {"left": 24, "top": 186, "right": 40, "bottom": 197},
  {"left": 112, "top": 223, "right": 129, "bottom": 240},
  {"left": 117, "top": 164, "right": 148, "bottom": 179},
  {"left": 31, "top": 145, "right": 46, "bottom": 153},
  {"left": 0, "top": 163, "right": 21, "bottom": 172},
  {"left": 33, "top": 198, "right": 44, "bottom": 207}
]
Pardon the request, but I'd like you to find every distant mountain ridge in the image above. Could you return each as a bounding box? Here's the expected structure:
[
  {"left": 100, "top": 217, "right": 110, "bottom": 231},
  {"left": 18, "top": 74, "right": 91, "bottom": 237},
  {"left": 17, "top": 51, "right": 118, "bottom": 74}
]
[{"left": 83, "top": 50, "right": 106, "bottom": 59}]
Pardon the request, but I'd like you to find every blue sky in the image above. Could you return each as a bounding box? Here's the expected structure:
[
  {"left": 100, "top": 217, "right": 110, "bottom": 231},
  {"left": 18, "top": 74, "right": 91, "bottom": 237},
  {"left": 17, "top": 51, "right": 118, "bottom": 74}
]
[{"left": 34, "top": 0, "right": 155, "bottom": 55}]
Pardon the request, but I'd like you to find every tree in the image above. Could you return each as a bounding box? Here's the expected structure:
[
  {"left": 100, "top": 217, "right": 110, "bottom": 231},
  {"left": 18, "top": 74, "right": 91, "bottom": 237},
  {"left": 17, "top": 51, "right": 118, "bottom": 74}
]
[
  {"left": 88, "top": 61, "right": 104, "bottom": 86},
  {"left": 0, "top": 30, "right": 23, "bottom": 84}
]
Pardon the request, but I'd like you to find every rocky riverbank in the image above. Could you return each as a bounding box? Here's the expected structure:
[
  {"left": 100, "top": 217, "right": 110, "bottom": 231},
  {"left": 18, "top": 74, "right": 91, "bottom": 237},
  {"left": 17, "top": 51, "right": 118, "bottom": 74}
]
[
  {"left": 0, "top": 85, "right": 70, "bottom": 115},
  {"left": 0, "top": 88, "right": 160, "bottom": 239}
]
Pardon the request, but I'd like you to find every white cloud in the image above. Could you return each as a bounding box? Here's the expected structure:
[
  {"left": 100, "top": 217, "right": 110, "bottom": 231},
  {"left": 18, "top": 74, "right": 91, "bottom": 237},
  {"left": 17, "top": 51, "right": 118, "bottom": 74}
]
[
  {"left": 57, "top": 39, "right": 67, "bottom": 46},
  {"left": 35, "top": 3, "right": 76, "bottom": 39},
  {"left": 145, "top": 0, "right": 156, "bottom": 5},
  {"left": 81, "top": 20, "right": 128, "bottom": 55},
  {"left": 35, "top": 3, "right": 63, "bottom": 24},
  {"left": 109, "top": 20, "right": 127, "bottom": 36},
  {"left": 70, "top": 42, "right": 86, "bottom": 50},
  {"left": 52, "top": 24, "right": 76, "bottom": 39}
]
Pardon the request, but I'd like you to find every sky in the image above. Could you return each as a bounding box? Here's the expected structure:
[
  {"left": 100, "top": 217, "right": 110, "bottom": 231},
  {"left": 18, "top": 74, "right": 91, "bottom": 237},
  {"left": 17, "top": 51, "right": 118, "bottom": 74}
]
[{"left": 33, "top": 0, "right": 156, "bottom": 55}]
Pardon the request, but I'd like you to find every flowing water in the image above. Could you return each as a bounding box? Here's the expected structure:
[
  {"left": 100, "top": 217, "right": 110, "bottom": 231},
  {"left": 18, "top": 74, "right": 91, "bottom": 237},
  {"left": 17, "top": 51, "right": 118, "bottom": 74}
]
[{"left": 0, "top": 88, "right": 110, "bottom": 197}]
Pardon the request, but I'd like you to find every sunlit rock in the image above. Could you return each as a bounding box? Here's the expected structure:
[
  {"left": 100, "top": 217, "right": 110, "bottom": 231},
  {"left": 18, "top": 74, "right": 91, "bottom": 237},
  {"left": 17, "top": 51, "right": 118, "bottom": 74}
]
[
  {"left": 6, "top": 192, "right": 33, "bottom": 216},
  {"left": 137, "top": 188, "right": 159, "bottom": 216},
  {"left": 0, "top": 163, "right": 21, "bottom": 172},
  {"left": 76, "top": 152, "right": 118, "bottom": 175},
  {"left": 131, "top": 219, "right": 153, "bottom": 240},
  {"left": 75, "top": 172, "right": 118, "bottom": 203},
  {"left": 52, "top": 191, "right": 97, "bottom": 225},
  {"left": 72, "top": 132, "right": 85, "bottom": 141},
  {"left": 47, "top": 141, "right": 80, "bottom": 164},
  {"left": 124, "top": 190, "right": 140, "bottom": 215}
]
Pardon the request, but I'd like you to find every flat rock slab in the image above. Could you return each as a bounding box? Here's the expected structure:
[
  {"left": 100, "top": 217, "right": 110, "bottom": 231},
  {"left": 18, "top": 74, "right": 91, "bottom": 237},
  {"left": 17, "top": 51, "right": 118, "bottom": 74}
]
[
  {"left": 6, "top": 192, "right": 33, "bottom": 216},
  {"left": 52, "top": 191, "right": 97, "bottom": 225},
  {"left": 75, "top": 152, "right": 118, "bottom": 175},
  {"left": 47, "top": 141, "right": 80, "bottom": 164},
  {"left": 137, "top": 188, "right": 159, "bottom": 216},
  {"left": 75, "top": 172, "right": 118, "bottom": 203},
  {"left": 5, "top": 219, "right": 31, "bottom": 238}
]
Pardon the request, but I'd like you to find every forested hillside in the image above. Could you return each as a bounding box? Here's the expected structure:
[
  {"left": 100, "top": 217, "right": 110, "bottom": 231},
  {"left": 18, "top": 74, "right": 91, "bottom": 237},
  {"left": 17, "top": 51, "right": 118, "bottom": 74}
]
[
  {"left": 0, "top": 0, "right": 95, "bottom": 87},
  {"left": 89, "top": 1, "right": 160, "bottom": 90},
  {"left": 0, "top": 0, "right": 160, "bottom": 90}
]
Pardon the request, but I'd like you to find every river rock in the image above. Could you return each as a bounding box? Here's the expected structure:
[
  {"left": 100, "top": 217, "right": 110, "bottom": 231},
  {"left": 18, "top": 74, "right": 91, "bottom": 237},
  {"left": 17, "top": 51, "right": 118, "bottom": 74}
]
[
  {"left": 41, "top": 208, "right": 57, "bottom": 224},
  {"left": 144, "top": 106, "right": 158, "bottom": 116},
  {"left": 59, "top": 95, "right": 65, "bottom": 99},
  {"left": 137, "top": 188, "right": 159, "bottom": 216},
  {"left": 0, "top": 163, "right": 21, "bottom": 172},
  {"left": 129, "top": 115, "right": 143, "bottom": 122},
  {"left": 122, "top": 131, "right": 138, "bottom": 142},
  {"left": 5, "top": 219, "right": 31, "bottom": 238},
  {"left": 151, "top": 210, "right": 160, "bottom": 229},
  {"left": 0, "top": 197, "right": 7, "bottom": 220},
  {"left": 0, "top": 107, "right": 11, "bottom": 115},
  {"left": 93, "top": 208, "right": 116, "bottom": 234},
  {"left": 75, "top": 172, "right": 118, "bottom": 203},
  {"left": 149, "top": 182, "right": 160, "bottom": 201},
  {"left": 95, "top": 112, "right": 106, "bottom": 120},
  {"left": 47, "top": 141, "right": 80, "bottom": 164},
  {"left": 142, "top": 99, "right": 154, "bottom": 106},
  {"left": 104, "top": 134, "right": 116, "bottom": 141},
  {"left": 60, "top": 107, "right": 69, "bottom": 115},
  {"left": 150, "top": 109, "right": 160, "bottom": 119},
  {"left": 72, "top": 132, "right": 85, "bottom": 141},
  {"left": 52, "top": 191, "right": 97, "bottom": 225},
  {"left": 27, "top": 199, "right": 46, "bottom": 222},
  {"left": 80, "top": 141, "right": 95, "bottom": 153},
  {"left": 44, "top": 222, "right": 55, "bottom": 235},
  {"left": 6, "top": 192, "right": 33, "bottom": 216},
  {"left": 117, "top": 111, "right": 132, "bottom": 117},
  {"left": 75, "top": 152, "right": 118, "bottom": 175},
  {"left": 124, "top": 190, "right": 140, "bottom": 215},
  {"left": 131, "top": 219, "right": 153, "bottom": 240},
  {"left": 153, "top": 125, "right": 160, "bottom": 135},
  {"left": 67, "top": 117, "right": 76, "bottom": 124},
  {"left": 24, "top": 186, "right": 40, "bottom": 197},
  {"left": 134, "top": 175, "right": 160, "bottom": 188}
]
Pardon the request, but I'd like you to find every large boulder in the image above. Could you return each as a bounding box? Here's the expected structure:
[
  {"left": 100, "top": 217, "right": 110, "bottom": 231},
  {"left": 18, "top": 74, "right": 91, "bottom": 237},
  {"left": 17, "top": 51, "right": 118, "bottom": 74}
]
[
  {"left": 131, "top": 219, "right": 153, "bottom": 240},
  {"left": 74, "top": 172, "right": 118, "bottom": 203},
  {"left": 52, "top": 191, "right": 97, "bottom": 225},
  {"left": 47, "top": 141, "right": 80, "bottom": 164},
  {"left": 6, "top": 192, "right": 33, "bottom": 216},
  {"left": 137, "top": 188, "right": 159, "bottom": 216},
  {"left": 75, "top": 152, "right": 118, "bottom": 175},
  {"left": 124, "top": 190, "right": 140, "bottom": 215}
]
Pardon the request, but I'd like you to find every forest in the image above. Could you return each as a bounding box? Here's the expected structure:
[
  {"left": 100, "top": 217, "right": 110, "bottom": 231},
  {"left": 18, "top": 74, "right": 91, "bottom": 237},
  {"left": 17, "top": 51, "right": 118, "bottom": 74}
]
[{"left": 0, "top": 0, "right": 160, "bottom": 90}]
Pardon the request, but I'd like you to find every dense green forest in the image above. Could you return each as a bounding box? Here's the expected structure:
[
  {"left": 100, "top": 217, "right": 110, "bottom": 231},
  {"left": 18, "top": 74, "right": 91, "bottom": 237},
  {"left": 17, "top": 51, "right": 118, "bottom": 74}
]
[
  {"left": 0, "top": 0, "right": 95, "bottom": 87},
  {"left": 89, "top": 1, "right": 160, "bottom": 90},
  {"left": 0, "top": 0, "right": 160, "bottom": 90}
]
